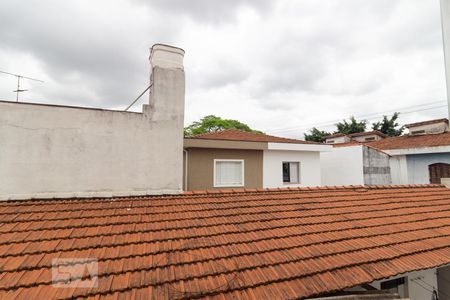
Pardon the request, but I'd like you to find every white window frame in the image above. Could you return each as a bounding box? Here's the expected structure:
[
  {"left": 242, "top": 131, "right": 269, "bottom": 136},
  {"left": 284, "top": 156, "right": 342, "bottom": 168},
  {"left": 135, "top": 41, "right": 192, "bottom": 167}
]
[
  {"left": 213, "top": 159, "right": 245, "bottom": 187},
  {"left": 282, "top": 161, "right": 301, "bottom": 184}
]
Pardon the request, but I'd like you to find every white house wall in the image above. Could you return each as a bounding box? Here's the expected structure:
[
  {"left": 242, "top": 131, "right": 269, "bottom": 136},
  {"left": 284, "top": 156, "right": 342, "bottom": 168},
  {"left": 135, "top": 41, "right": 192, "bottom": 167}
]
[
  {"left": 405, "top": 153, "right": 450, "bottom": 184},
  {"left": 389, "top": 155, "right": 409, "bottom": 184},
  {"left": 0, "top": 102, "right": 184, "bottom": 200},
  {"left": 263, "top": 150, "right": 321, "bottom": 188},
  {"left": 320, "top": 145, "right": 364, "bottom": 186},
  {"left": 371, "top": 268, "right": 440, "bottom": 300}
]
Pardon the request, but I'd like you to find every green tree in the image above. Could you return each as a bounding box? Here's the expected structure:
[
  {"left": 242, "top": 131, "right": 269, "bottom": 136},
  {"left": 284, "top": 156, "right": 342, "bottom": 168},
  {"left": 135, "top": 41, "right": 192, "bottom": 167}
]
[
  {"left": 304, "top": 127, "right": 331, "bottom": 143},
  {"left": 372, "top": 112, "right": 404, "bottom": 136},
  {"left": 184, "top": 115, "right": 262, "bottom": 136},
  {"left": 335, "top": 116, "right": 367, "bottom": 134}
]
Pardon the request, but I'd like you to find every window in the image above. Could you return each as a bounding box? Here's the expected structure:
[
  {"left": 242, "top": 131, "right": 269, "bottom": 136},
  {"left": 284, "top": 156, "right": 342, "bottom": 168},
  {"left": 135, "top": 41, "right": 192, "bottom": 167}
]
[
  {"left": 429, "top": 163, "right": 450, "bottom": 184},
  {"left": 380, "top": 277, "right": 408, "bottom": 298},
  {"left": 282, "top": 162, "right": 300, "bottom": 184},
  {"left": 411, "top": 129, "right": 426, "bottom": 135},
  {"left": 364, "top": 137, "right": 375, "bottom": 141},
  {"left": 214, "top": 159, "right": 244, "bottom": 187}
]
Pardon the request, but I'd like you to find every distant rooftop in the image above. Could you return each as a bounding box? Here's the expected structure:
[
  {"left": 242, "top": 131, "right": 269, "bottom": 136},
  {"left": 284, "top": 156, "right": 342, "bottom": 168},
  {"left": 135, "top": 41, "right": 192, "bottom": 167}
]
[
  {"left": 366, "top": 131, "right": 450, "bottom": 150},
  {"left": 187, "top": 129, "right": 321, "bottom": 145},
  {"left": 405, "top": 118, "right": 449, "bottom": 128},
  {"left": 348, "top": 130, "right": 387, "bottom": 138}
]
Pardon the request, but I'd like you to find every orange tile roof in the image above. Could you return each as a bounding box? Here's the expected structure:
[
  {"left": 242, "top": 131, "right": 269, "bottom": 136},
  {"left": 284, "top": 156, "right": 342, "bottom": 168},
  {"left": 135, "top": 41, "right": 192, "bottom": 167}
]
[
  {"left": 1, "top": 185, "right": 450, "bottom": 299},
  {"left": 188, "top": 129, "right": 320, "bottom": 144},
  {"left": 366, "top": 132, "right": 450, "bottom": 150},
  {"left": 405, "top": 118, "right": 448, "bottom": 128},
  {"left": 324, "top": 133, "right": 347, "bottom": 139},
  {"left": 349, "top": 130, "right": 387, "bottom": 138}
]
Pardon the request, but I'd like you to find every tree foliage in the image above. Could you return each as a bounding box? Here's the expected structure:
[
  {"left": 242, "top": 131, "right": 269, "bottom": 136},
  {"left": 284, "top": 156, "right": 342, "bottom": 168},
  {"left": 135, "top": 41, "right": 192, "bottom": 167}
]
[
  {"left": 335, "top": 116, "right": 367, "bottom": 135},
  {"left": 372, "top": 112, "right": 404, "bottom": 136},
  {"left": 304, "top": 127, "right": 331, "bottom": 142},
  {"left": 184, "top": 115, "right": 262, "bottom": 136},
  {"left": 304, "top": 113, "right": 403, "bottom": 142}
]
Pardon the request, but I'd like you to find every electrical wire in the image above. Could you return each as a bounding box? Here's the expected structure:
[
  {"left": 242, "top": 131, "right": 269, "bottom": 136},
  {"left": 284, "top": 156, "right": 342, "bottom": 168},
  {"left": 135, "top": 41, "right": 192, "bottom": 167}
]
[
  {"left": 266, "top": 100, "right": 446, "bottom": 133},
  {"left": 265, "top": 103, "right": 448, "bottom": 135}
]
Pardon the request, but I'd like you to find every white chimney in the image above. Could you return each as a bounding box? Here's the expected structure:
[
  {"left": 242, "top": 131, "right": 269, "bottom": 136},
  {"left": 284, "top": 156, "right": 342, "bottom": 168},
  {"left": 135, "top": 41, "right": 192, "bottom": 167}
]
[{"left": 147, "top": 44, "right": 185, "bottom": 123}]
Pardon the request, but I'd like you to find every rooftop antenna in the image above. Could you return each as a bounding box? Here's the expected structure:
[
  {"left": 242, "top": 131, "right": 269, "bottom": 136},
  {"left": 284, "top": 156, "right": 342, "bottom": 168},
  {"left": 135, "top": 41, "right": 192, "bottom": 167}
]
[{"left": 0, "top": 70, "right": 44, "bottom": 102}]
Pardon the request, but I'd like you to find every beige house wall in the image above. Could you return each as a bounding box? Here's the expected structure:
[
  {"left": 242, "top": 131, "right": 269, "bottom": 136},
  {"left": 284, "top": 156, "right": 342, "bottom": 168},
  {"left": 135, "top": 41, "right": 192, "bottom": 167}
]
[{"left": 184, "top": 148, "right": 263, "bottom": 190}]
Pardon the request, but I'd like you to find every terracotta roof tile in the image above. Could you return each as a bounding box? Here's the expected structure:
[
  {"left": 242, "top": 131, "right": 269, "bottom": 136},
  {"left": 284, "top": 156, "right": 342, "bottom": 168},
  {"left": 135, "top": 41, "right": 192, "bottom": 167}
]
[
  {"left": 187, "top": 129, "right": 320, "bottom": 145},
  {"left": 405, "top": 118, "right": 449, "bottom": 128},
  {"left": 366, "top": 132, "right": 450, "bottom": 150},
  {"left": 324, "top": 133, "right": 347, "bottom": 139},
  {"left": 0, "top": 184, "right": 449, "bottom": 299},
  {"left": 348, "top": 130, "right": 387, "bottom": 138}
]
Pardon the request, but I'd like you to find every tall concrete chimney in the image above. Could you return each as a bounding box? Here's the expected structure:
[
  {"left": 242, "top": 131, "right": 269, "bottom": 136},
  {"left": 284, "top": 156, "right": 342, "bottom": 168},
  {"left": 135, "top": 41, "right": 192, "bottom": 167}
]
[{"left": 148, "top": 44, "right": 185, "bottom": 122}]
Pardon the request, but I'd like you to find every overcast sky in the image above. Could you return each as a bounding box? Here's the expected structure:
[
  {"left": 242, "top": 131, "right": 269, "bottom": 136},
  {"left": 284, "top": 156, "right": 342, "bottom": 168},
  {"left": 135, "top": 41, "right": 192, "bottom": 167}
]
[{"left": 0, "top": 0, "right": 448, "bottom": 138}]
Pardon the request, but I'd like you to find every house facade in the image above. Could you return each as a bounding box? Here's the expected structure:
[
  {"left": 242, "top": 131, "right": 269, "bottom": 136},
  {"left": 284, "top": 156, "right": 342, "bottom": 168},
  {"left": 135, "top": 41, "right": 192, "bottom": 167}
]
[
  {"left": 183, "top": 130, "right": 331, "bottom": 190},
  {"left": 366, "top": 118, "right": 450, "bottom": 184},
  {"left": 321, "top": 143, "right": 392, "bottom": 186},
  {"left": 325, "top": 130, "right": 387, "bottom": 144}
]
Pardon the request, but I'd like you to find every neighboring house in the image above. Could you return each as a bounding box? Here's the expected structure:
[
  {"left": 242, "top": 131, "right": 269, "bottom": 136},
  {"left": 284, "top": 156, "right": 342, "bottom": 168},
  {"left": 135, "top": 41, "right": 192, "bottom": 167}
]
[
  {"left": 183, "top": 129, "right": 331, "bottom": 190},
  {"left": 321, "top": 142, "right": 391, "bottom": 186},
  {"left": 366, "top": 118, "right": 450, "bottom": 184},
  {"left": 0, "top": 44, "right": 186, "bottom": 200},
  {"left": 1, "top": 184, "right": 449, "bottom": 300},
  {"left": 325, "top": 130, "right": 387, "bottom": 144}
]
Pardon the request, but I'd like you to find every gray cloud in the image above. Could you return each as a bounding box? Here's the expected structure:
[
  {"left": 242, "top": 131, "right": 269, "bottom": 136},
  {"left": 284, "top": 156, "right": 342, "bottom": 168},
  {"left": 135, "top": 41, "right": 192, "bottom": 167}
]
[
  {"left": 136, "top": 0, "right": 273, "bottom": 23},
  {"left": 0, "top": 0, "right": 447, "bottom": 137}
]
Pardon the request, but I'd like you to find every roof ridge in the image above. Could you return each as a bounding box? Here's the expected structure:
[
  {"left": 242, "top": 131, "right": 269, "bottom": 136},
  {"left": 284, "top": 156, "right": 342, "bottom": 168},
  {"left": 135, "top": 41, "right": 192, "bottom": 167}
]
[
  {"left": 183, "top": 184, "right": 445, "bottom": 196},
  {"left": 187, "top": 128, "right": 324, "bottom": 145}
]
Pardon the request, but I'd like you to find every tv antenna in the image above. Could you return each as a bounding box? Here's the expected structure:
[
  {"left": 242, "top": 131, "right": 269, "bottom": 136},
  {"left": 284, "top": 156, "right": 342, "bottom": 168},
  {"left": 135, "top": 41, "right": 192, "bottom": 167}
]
[{"left": 0, "top": 70, "right": 44, "bottom": 102}]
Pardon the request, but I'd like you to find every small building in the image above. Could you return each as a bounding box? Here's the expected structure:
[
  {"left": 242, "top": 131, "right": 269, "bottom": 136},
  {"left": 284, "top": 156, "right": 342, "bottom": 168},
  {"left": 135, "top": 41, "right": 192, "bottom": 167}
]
[
  {"left": 321, "top": 142, "right": 392, "bottom": 186},
  {"left": 183, "top": 130, "right": 331, "bottom": 190},
  {"left": 325, "top": 130, "right": 387, "bottom": 144},
  {"left": 366, "top": 118, "right": 450, "bottom": 184}
]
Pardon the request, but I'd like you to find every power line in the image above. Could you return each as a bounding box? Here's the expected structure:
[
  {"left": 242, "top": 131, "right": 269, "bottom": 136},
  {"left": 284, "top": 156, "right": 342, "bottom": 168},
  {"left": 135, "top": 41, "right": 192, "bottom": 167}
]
[
  {"left": 265, "top": 101, "right": 447, "bottom": 134},
  {"left": 0, "top": 70, "right": 44, "bottom": 102},
  {"left": 266, "top": 100, "right": 446, "bottom": 133}
]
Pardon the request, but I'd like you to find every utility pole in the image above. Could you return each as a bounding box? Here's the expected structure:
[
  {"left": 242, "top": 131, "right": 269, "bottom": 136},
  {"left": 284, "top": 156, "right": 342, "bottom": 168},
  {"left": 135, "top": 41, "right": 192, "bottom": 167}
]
[
  {"left": 441, "top": 0, "right": 450, "bottom": 118},
  {"left": 0, "top": 70, "right": 44, "bottom": 102}
]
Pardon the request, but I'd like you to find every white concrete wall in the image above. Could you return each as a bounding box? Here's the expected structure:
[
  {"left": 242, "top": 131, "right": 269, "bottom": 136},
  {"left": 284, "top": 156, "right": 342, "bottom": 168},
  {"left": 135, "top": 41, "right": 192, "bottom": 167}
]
[
  {"left": 320, "top": 145, "right": 365, "bottom": 186},
  {"left": 0, "top": 44, "right": 185, "bottom": 200},
  {"left": 371, "top": 268, "right": 439, "bottom": 300},
  {"left": 263, "top": 150, "right": 321, "bottom": 188},
  {"left": 407, "top": 122, "right": 449, "bottom": 135},
  {"left": 325, "top": 136, "right": 350, "bottom": 144},
  {"left": 352, "top": 134, "right": 383, "bottom": 142},
  {"left": 408, "top": 269, "right": 439, "bottom": 300},
  {"left": 389, "top": 155, "right": 409, "bottom": 184},
  {"left": 405, "top": 153, "right": 450, "bottom": 184}
]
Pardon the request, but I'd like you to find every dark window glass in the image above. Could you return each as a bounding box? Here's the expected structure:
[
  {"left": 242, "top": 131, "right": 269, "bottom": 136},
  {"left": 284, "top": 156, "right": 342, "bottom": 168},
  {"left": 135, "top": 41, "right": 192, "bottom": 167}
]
[
  {"left": 282, "top": 162, "right": 290, "bottom": 183},
  {"left": 381, "top": 277, "right": 405, "bottom": 290}
]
